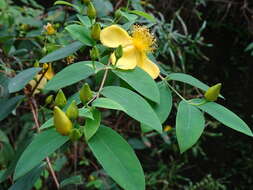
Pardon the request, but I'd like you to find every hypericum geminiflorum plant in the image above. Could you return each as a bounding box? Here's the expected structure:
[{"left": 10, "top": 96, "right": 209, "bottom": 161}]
[{"left": 1, "top": 0, "right": 252, "bottom": 189}]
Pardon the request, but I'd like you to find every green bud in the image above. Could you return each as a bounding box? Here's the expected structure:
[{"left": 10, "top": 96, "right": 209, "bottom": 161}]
[
  {"left": 87, "top": 2, "right": 96, "bottom": 20},
  {"left": 66, "top": 100, "right": 79, "bottom": 120},
  {"left": 55, "top": 89, "right": 67, "bottom": 108},
  {"left": 90, "top": 46, "right": 100, "bottom": 61},
  {"left": 91, "top": 23, "right": 101, "bottom": 41},
  {"left": 45, "top": 95, "right": 54, "bottom": 105},
  {"left": 79, "top": 83, "right": 93, "bottom": 104},
  {"left": 115, "top": 9, "right": 122, "bottom": 19},
  {"left": 69, "top": 128, "right": 82, "bottom": 141},
  {"left": 34, "top": 61, "right": 40, "bottom": 67},
  {"left": 115, "top": 45, "right": 123, "bottom": 61},
  {"left": 204, "top": 83, "right": 222, "bottom": 101},
  {"left": 82, "top": 0, "right": 90, "bottom": 5}
]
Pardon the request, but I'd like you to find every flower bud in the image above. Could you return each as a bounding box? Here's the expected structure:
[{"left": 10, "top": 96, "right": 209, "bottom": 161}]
[
  {"left": 115, "top": 45, "right": 123, "bottom": 61},
  {"left": 66, "top": 100, "right": 79, "bottom": 120},
  {"left": 91, "top": 23, "right": 101, "bottom": 41},
  {"left": 115, "top": 9, "right": 122, "bottom": 19},
  {"left": 34, "top": 61, "right": 40, "bottom": 67},
  {"left": 55, "top": 89, "right": 67, "bottom": 108},
  {"left": 87, "top": 2, "right": 96, "bottom": 20},
  {"left": 204, "top": 83, "right": 222, "bottom": 102},
  {"left": 69, "top": 128, "right": 82, "bottom": 141},
  {"left": 89, "top": 46, "right": 100, "bottom": 61},
  {"left": 44, "top": 23, "right": 56, "bottom": 35},
  {"left": 54, "top": 106, "right": 73, "bottom": 136},
  {"left": 45, "top": 95, "right": 54, "bottom": 105},
  {"left": 79, "top": 83, "right": 93, "bottom": 104}
]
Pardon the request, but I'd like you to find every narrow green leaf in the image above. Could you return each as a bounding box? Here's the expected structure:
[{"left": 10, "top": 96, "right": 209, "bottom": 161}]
[
  {"left": 88, "top": 126, "right": 145, "bottom": 190},
  {"left": 84, "top": 108, "right": 101, "bottom": 141},
  {"left": 192, "top": 99, "right": 253, "bottom": 137},
  {"left": 92, "top": 97, "right": 126, "bottom": 112},
  {"left": 0, "top": 73, "right": 10, "bottom": 98},
  {"left": 129, "top": 10, "right": 156, "bottom": 22},
  {"left": 14, "top": 129, "right": 69, "bottom": 180},
  {"left": 176, "top": 101, "right": 205, "bottom": 153},
  {"left": 0, "top": 95, "right": 24, "bottom": 121},
  {"left": 54, "top": 1, "right": 81, "bottom": 12},
  {"left": 40, "top": 118, "right": 53, "bottom": 130},
  {"left": 8, "top": 68, "right": 41, "bottom": 93},
  {"left": 65, "top": 24, "right": 95, "bottom": 46},
  {"left": 60, "top": 175, "right": 83, "bottom": 188},
  {"left": 44, "top": 61, "right": 103, "bottom": 91},
  {"left": 101, "top": 86, "right": 162, "bottom": 133},
  {"left": 10, "top": 164, "right": 45, "bottom": 190},
  {"left": 112, "top": 67, "right": 160, "bottom": 103},
  {"left": 39, "top": 41, "right": 83, "bottom": 63},
  {"left": 168, "top": 73, "right": 224, "bottom": 98}
]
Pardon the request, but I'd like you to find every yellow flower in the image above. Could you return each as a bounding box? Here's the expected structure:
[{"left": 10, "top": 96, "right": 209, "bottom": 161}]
[
  {"left": 100, "top": 25, "right": 160, "bottom": 79},
  {"left": 164, "top": 125, "right": 173, "bottom": 132},
  {"left": 29, "top": 74, "right": 47, "bottom": 95},
  {"left": 43, "top": 63, "right": 54, "bottom": 80},
  {"left": 44, "top": 23, "right": 56, "bottom": 35}
]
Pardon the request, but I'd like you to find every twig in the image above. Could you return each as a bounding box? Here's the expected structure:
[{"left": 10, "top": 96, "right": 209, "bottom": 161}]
[{"left": 29, "top": 98, "right": 60, "bottom": 189}]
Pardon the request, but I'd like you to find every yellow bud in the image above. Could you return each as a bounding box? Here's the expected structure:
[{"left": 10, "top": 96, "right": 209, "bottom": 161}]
[
  {"left": 43, "top": 63, "right": 54, "bottom": 80},
  {"left": 91, "top": 23, "right": 101, "bottom": 41},
  {"left": 204, "top": 83, "right": 222, "bottom": 102},
  {"left": 79, "top": 83, "right": 93, "bottom": 104},
  {"left": 87, "top": 2, "right": 96, "bottom": 20},
  {"left": 66, "top": 100, "right": 79, "bottom": 120},
  {"left": 55, "top": 89, "right": 67, "bottom": 108},
  {"left": 54, "top": 106, "right": 73, "bottom": 136},
  {"left": 44, "top": 23, "right": 56, "bottom": 35},
  {"left": 69, "top": 128, "right": 82, "bottom": 141},
  {"left": 164, "top": 125, "right": 172, "bottom": 132},
  {"left": 45, "top": 95, "right": 54, "bottom": 105}
]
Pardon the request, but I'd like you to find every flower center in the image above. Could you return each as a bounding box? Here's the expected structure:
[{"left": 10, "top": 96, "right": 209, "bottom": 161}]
[{"left": 132, "top": 25, "right": 156, "bottom": 53}]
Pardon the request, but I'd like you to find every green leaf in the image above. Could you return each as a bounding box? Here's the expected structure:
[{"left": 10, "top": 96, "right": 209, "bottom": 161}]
[
  {"left": 79, "top": 108, "right": 94, "bottom": 120},
  {"left": 88, "top": 126, "right": 145, "bottom": 190},
  {"left": 8, "top": 68, "right": 41, "bottom": 93},
  {"left": 39, "top": 41, "right": 83, "bottom": 63},
  {"left": 65, "top": 24, "right": 95, "bottom": 46},
  {"left": 84, "top": 109, "right": 101, "bottom": 141},
  {"left": 0, "top": 73, "right": 10, "bottom": 98},
  {"left": 168, "top": 73, "right": 224, "bottom": 98},
  {"left": 176, "top": 101, "right": 205, "bottom": 153},
  {"left": 192, "top": 99, "right": 253, "bottom": 137},
  {"left": 112, "top": 67, "right": 160, "bottom": 103},
  {"left": 10, "top": 164, "right": 45, "bottom": 190},
  {"left": 101, "top": 86, "right": 162, "bottom": 133},
  {"left": 44, "top": 61, "right": 104, "bottom": 91},
  {"left": 129, "top": 10, "right": 156, "bottom": 22},
  {"left": 0, "top": 95, "right": 24, "bottom": 121},
  {"left": 154, "top": 82, "right": 172, "bottom": 123},
  {"left": 14, "top": 129, "right": 69, "bottom": 180},
  {"left": 141, "top": 82, "right": 173, "bottom": 133},
  {"left": 54, "top": 0, "right": 81, "bottom": 12},
  {"left": 92, "top": 97, "right": 126, "bottom": 111},
  {"left": 60, "top": 175, "right": 83, "bottom": 188},
  {"left": 40, "top": 118, "right": 53, "bottom": 130}
]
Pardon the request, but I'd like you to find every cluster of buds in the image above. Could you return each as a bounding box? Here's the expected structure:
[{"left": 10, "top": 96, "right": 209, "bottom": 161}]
[{"left": 53, "top": 83, "right": 93, "bottom": 140}]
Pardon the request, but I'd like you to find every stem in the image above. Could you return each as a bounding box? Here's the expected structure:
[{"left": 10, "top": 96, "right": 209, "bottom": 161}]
[
  {"left": 29, "top": 98, "right": 60, "bottom": 189},
  {"left": 30, "top": 66, "right": 49, "bottom": 97},
  {"left": 159, "top": 74, "right": 187, "bottom": 102}
]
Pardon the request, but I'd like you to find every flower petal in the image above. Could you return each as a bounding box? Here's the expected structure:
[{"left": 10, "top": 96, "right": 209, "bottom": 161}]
[
  {"left": 43, "top": 63, "right": 54, "bottom": 80},
  {"left": 111, "top": 45, "right": 140, "bottom": 70},
  {"left": 100, "top": 25, "right": 132, "bottom": 48},
  {"left": 138, "top": 56, "right": 160, "bottom": 79}
]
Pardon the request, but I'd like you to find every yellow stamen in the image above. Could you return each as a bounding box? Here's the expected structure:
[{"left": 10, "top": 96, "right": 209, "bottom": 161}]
[{"left": 132, "top": 25, "right": 156, "bottom": 53}]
